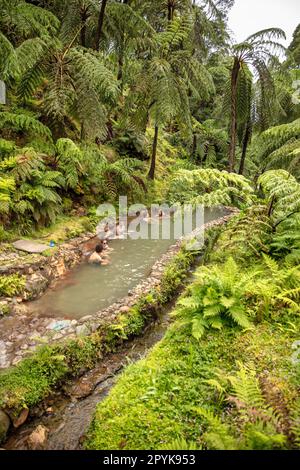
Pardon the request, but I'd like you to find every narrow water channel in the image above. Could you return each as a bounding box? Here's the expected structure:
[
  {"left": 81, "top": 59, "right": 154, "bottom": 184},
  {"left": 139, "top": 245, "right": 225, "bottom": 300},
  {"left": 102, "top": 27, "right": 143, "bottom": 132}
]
[{"left": 4, "top": 310, "right": 172, "bottom": 450}]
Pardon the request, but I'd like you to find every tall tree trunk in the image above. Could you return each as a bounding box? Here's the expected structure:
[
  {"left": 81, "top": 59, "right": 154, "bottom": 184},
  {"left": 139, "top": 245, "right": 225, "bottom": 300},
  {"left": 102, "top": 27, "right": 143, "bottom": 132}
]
[
  {"left": 238, "top": 122, "right": 251, "bottom": 175},
  {"left": 168, "top": 1, "right": 174, "bottom": 21},
  {"left": 117, "top": 47, "right": 124, "bottom": 93},
  {"left": 148, "top": 125, "right": 159, "bottom": 180},
  {"left": 192, "top": 133, "right": 197, "bottom": 159},
  {"left": 80, "top": 8, "right": 88, "bottom": 47},
  {"left": 80, "top": 121, "right": 86, "bottom": 140},
  {"left": 228, "top": 57, "right": 240, "bottom": 173},
  {"left": 95, "top": 0, "right": 108, "bottom": 51}
]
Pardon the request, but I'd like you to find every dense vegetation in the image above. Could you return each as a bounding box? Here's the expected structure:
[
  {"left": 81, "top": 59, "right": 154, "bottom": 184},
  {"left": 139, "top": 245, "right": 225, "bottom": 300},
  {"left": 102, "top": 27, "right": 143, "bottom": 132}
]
[
  {"left": 1, "top": 0, "right": 299, "bottom": 237},
  {"left": 0, "top": 0, "right": 300, "bottom": 451},
  {"left": 86, "top": 181, "right": 300, "bottom": 450}
]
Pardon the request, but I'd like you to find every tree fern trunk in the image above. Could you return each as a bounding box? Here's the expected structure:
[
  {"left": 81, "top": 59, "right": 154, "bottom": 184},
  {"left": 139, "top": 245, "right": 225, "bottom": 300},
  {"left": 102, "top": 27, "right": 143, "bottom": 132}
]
[
  {"left": 228, "top": 57, "right": 240, "bottom": 173},
  {"left": 168, "top": 1, "right": 174, "bottom": 21},
  {"left": 238, "top": 123, "right": 251, "bottom": 175},
  {"left": 80, "top": 8, "right": 88, "bottom": 47},
  {"left": 95, "top": 0, "right": 108, "bottom": 51},
  {"left": 148, "top": 125, "right": 159, "bottom": 180},
  {"left": 117, "top": 53, "right": 124, "bottom": 94},
  {"left": 192, "top": 133, "right": 197, "bottom": 159}
]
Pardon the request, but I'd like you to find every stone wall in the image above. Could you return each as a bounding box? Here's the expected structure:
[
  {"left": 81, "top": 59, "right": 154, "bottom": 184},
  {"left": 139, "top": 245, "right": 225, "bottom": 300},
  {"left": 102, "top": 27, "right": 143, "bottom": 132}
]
[{"left": 0, "top": 232, "right": 96, "bottom": 315}]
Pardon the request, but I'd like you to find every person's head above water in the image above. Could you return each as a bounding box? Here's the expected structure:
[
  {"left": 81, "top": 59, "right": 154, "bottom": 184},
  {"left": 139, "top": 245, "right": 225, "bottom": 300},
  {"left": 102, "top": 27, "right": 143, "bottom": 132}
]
[{"left": 95, "top": 244, "right": 103, "bottom": 254}]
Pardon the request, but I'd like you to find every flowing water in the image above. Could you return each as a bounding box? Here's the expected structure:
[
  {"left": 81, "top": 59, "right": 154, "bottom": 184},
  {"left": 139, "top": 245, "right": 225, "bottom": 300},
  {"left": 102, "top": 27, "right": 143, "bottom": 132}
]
[{"left": 30, "top": 207, "right": 227, "bottom": 319}]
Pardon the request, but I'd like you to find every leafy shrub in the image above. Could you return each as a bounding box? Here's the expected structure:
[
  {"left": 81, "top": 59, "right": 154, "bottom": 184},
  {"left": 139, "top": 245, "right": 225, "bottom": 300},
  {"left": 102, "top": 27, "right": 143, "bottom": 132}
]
[
  {"left": 63, "top": 334, "right": 103, "bottom": 373},
  {"left": 159, "top": 249, "right": 195, "bottom": 302},
  {"left": 0, "top": 274, "right": 26, "bottom": 297},
  {"left": 0, "top": 225, "right": 11, "bottom": 242}
]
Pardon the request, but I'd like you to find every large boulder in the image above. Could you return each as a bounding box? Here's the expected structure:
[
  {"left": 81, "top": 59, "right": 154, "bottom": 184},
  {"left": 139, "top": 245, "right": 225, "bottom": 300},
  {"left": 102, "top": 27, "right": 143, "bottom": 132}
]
[
  {"left": 24, "top": 272, "right": 49, "bottom": 300},
  {"left": 26, "top": 425, "right": 48, "bottom": 450}
]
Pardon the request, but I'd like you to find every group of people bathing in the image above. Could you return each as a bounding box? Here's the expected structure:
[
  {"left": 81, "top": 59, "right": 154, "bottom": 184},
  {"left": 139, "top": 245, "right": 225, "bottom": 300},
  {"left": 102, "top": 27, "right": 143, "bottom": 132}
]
[{"left": 88, "top": 208, "right": 170, "bottom": 266}]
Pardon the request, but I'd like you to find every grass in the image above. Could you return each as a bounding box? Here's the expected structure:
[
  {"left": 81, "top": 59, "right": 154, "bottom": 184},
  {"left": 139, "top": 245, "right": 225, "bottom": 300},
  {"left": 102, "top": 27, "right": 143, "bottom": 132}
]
[
  {"left": 84, "top": 314, "right": 300, "bottom": 450},
  {"left": 26, "top": 215, "right": 91, "bottom": 244}
]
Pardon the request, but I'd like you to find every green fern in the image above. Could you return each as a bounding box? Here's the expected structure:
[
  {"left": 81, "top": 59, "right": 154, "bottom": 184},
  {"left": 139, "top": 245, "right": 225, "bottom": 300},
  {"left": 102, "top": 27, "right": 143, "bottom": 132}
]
[
  {"left": 196, "top": 364, "right": 290, "bottom": 450},
  {"left": 174, "top": 257, "right": 255, "bottom": 339},
  {"left": 258, "top": 119, "right": 300, "bottom": 175},
  {"left": 0, "top": 111, "right": 52, "bottom": 139}
]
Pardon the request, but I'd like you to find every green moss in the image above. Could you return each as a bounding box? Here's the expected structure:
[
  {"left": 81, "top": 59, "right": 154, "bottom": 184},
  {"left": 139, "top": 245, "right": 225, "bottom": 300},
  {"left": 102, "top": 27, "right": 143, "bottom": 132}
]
[
  {"left": 0, "top": 345, "right": 68, "bottom": 413},
  {"left": 159, "top": 249, "right": 195, "bottom": 302},
  {"left": 28, "top": 215, "right": 89, "bottom": 244}
]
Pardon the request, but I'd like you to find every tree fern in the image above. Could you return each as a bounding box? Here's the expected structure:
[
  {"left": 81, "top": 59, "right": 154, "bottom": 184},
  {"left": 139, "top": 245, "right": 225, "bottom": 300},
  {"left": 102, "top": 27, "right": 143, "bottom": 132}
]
[
  {"left": 55, "top": 138, "right": 83, "bottom": 190},
  {"left": 219, "top": 204, "right": 272, "bottom": 259},
  {"left": 0, "top": 111, "right": 52, "bottom": 139},
  {"left": 258, "top": 169, "right": 300, "bottom": 224},
  {"left": 257, "top": 119, "right": 300, "bottom": 175},
  {"left": 167, "top": 168, "right": 253, "bottom": 206}
]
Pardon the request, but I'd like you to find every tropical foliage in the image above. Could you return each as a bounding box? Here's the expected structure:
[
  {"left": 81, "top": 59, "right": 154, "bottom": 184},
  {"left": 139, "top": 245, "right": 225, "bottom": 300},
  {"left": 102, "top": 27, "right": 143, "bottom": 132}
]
[{"left": 0, "top": 0, "right": 300, "bottom": 454}]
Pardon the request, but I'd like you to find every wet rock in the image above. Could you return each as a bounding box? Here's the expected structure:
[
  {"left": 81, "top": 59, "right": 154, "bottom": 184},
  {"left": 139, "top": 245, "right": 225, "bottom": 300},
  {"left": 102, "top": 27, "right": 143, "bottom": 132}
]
[
  {"left": 46, "top": 320, "right": 72, "bottom": 331},
  {"left": 0, "top": 410, "right": 10, "bottom": 443},
  {"left": 76, "top": 324, "right": 90, "bottom": 337},
  {"left": 26, "top": 425, "right": 48, "bottom": 450},
  {"left": 119, "top": 306, "right": 130, "bottom": 313},
  {"left": 29, "top": 330, "right": 41, "bottom": 340},
  {"left": 80, "top": 315, "right": 93, "bottom": 322},
  {"left": 52, "top": 259, "right": 66, "bottom": 278},
  {"left": 53, "top": 333, "right": 64, "bottom": 340},
  {"left": 64, "top": 380, "right": 95, "bottom": 399},
  {"left": 13, "top": 408, "right": 29, "bottom": 428},
  {"left": 90, "top": 323, "right": 99, "bottom": 333},
  {"left": 11, "top": 302, "right": 28, "bottom": 316},
  {"left": 24, "top": 272, "right": 48, "bottom": 300}
]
